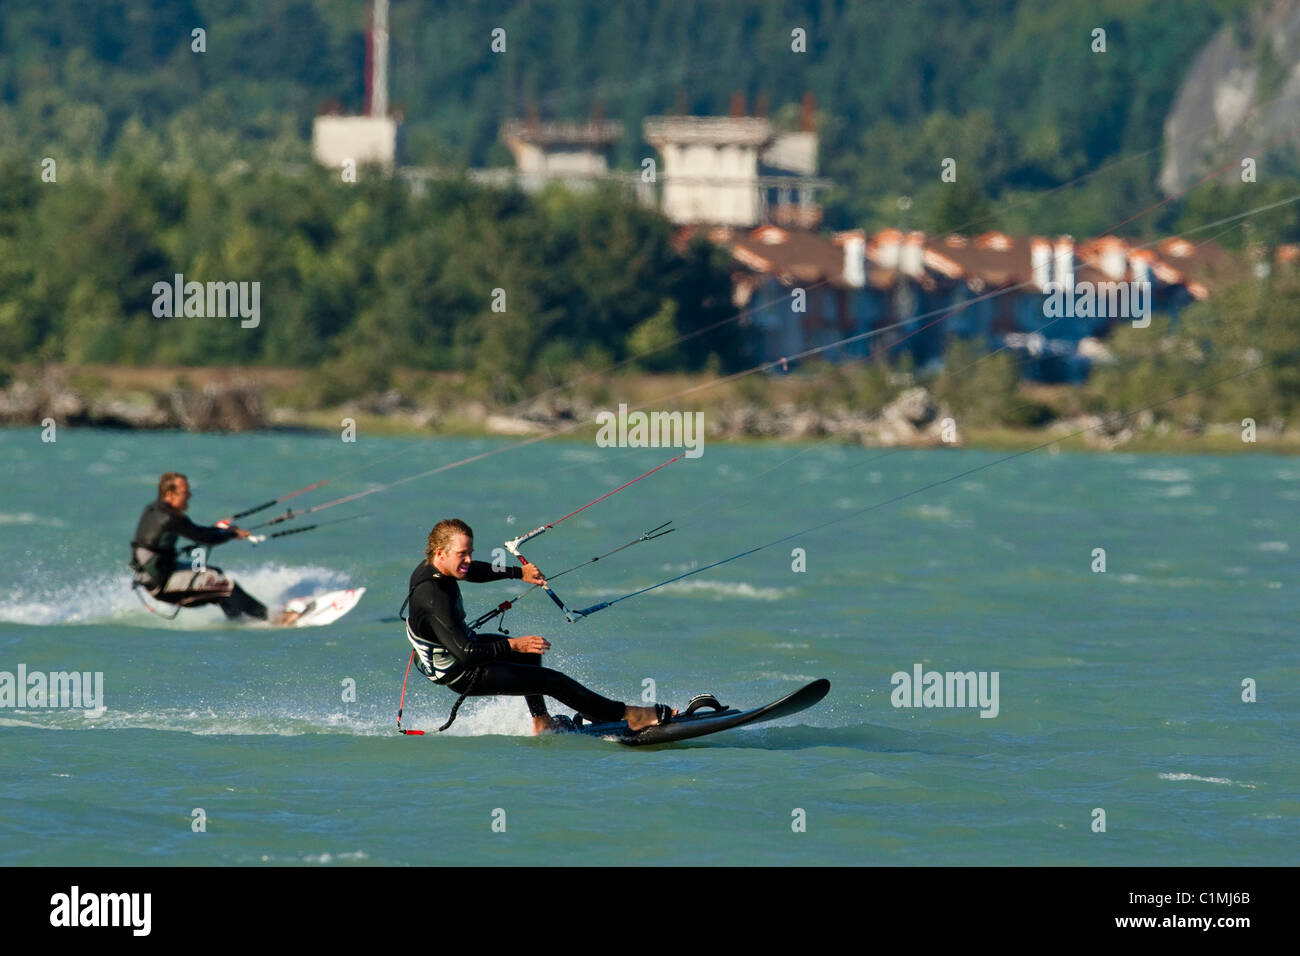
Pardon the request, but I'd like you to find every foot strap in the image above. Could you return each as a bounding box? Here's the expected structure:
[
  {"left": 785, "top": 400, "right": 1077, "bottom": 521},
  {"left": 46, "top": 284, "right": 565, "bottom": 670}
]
[{"left": 683, "top": 693, "right": 727, "bottom": 716}]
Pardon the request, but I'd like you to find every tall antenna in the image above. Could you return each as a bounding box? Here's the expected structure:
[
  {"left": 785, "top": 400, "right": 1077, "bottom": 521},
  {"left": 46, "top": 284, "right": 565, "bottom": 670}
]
[{"left": 366, "top": 0, "right": 390, "bottom": 117}]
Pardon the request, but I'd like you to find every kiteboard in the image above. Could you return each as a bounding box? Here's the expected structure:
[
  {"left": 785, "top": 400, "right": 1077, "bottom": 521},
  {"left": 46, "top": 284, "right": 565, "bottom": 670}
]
[
  {"left": 567, "top": 678, "right": 830, "bottom": 746},
  {"left": 277, "top": 587, "right": 365, "bottom": 628}
]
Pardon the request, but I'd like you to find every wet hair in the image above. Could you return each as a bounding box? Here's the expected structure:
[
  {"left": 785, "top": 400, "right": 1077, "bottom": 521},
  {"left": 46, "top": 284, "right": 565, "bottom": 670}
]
[
  {"left": 158, "top": 472, "right": 188, "bottom": 499},
  {"left": 426, "top": 518, "right": 474, "bottom": 564}
]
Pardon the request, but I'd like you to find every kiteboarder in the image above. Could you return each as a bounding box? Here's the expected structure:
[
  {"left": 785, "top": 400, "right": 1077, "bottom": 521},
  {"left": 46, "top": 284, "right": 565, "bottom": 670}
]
[
  {"left": 129, "top": 472, "right": 270, "bottom": 620},
  {"left": 405, "top": 518, "right": 674, "bottom": 735}
]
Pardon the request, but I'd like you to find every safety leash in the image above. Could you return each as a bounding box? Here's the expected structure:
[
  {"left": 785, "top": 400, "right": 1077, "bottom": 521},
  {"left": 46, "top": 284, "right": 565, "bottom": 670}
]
[
  {"left": 395, "top": 648, "right": 485, "bottom": 735},
  {"left": 396, "top": 650, "right": 424, "bottom": 735}
]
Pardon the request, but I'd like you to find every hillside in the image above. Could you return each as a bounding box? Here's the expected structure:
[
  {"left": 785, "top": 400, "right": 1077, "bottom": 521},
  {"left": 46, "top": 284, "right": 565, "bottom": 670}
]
[{"left": 1, "top": 0, "right": 1280, "bottom": 235}]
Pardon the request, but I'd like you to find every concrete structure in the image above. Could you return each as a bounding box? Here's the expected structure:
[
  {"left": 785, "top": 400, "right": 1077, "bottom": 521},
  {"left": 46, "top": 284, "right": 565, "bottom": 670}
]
[
  {"left": 644, "top": 117, "right": 772, "bottom": 225},
  {"left": 312, "top": 0, "right": 397, "bottom": 172},
  {"left": 643, "top": 111, "right": 829, "bottom": 227},
  {"left": 499, "top": 119, "right": 625, "bottom": 192},
  {"left": 313, "top": 114, "right": 398, "bottom": 170}
]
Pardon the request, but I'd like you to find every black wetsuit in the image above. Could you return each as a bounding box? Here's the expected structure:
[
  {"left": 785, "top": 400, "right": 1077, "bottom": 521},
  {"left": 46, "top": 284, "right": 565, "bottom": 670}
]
[
  {"left": 130, "top": 500, "right": 268, "bottom": 620},
  {"left": 405, "top": 560, "right": 625, "bottom": 722}
]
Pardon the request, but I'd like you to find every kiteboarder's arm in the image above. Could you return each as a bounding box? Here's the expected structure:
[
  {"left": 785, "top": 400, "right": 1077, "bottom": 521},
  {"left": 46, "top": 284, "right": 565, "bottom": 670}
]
[
  {"left": 173, "top": 514, "right": 241, "bottom": 546},
  {"left": 463, "top": 561, "right": 547, "bottom": 587},
  {"left": 463, "top": 561, "right": 522, "bottom": 583}
]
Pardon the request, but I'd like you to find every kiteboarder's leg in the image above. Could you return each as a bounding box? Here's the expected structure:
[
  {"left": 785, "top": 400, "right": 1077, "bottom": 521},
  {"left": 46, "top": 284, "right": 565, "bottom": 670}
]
[
  {"left": 219, "top": 582, "right": 268, "bottom": 621},
  {"left": 480, "top": 640, "right": 550, "bottom": 722},
  {"left": 154, "top": 568, "right": 233, "bottom": 609},
  {"left": 450, "top": 659, "right": 626, "bottom": 726},
  {"left": 192, "top": 565, "right": 266, "bottom": 620},
  {"left": 154, "top": 568, "right": 266, "bottom": 620},
  {"left": 448, "top": 660, "right": 675, "bottom": 733},
  {"left": 513, "top": 653, "right": 563, "bottom": 733}
]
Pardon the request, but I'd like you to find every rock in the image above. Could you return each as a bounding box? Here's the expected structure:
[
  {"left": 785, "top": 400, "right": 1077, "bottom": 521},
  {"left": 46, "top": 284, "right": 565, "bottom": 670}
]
[
  {"left": 0, "top": 376, "right": 87, "bottom": 425},
  {"left": 853, "top": 386, "right": 940, "bottom": 446},
  {"left": 1079, "top": 412, "right": 1136, "bottom": 449},
  {"left": 821, "top": 409, "right": 873, "bottom": 442},
  {"left": 485, "top": 414, "right": 548, "bottom": 435},
  {"left": 707, "top": 404, "right": 760, "bottom": 439},
  {"left": 168, "top": 381, "right": 265, "bottom": 432},
  {"left": 516, "top": 394, "right": 596, "bottom": 425},
  {"left": 882, "top": 386, "right": 936, "bottom": 428},
  {"left": 0, "top": 380, "right": 42, "bottom": 424},
  {"left": 47, "top": 387, "right": 88, "bottom": 421},
  {"left": 89, "top": 397, "right": 175, "bottom": 429},
  {"left": 1158, "top": 0, "right": 1300, "bottom": 196},
  {"left": 784, "top": 408, "right": 824, "bottom": 440},
  {"left": 360, "top": 388, "right": 415, "bottom": 416}
]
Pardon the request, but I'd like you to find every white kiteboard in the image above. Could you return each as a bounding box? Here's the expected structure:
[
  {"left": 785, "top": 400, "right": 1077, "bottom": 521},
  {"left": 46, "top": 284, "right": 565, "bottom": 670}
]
[{"left": 278, "top": 588, "right": 365, "bottom": 628}]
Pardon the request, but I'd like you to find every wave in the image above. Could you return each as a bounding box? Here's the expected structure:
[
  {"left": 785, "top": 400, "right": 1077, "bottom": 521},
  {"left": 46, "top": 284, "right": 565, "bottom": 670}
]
[
  {"left": 1158, "top": 772, "right": 1257, "bottom": 789},
  {"left": 581, "top": 579, "right": 793, "bottom": 601},
  {"left": 285, "top": 852, "right": 370, "bottom": 865},
  {"left": 0, "top": 694, "right": 548, "bottom": 739},
  {"left": 0, "top": 563, "right": 354, "bottom": 627},
  {"left": 912, "top": 504, "right": 952, "bottom": 520},
  {"left": 1132, "top": 468, "right": 1194, "bottom": 483},
  {"left": 0, "top": 512, "right": 65, "bottom": 527}
]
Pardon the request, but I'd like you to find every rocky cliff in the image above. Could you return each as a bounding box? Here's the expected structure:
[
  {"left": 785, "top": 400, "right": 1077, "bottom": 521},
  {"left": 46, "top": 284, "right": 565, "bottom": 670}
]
[{"left": 1160, "top": 0, "right": 1300, "bottom": 195}]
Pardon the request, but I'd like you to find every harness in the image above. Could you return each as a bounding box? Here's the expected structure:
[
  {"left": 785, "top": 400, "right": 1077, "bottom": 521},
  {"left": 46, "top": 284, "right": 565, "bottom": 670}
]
[
  {"left": 129, "top": 541, "right": 166, "bottom": 589},
  {"left": 128, "top": 514, "right": 187, "bottom": 617},
  {"left": 129, "top": 501, "right": 181, "bottom": 588},
  {"left": 398, "top": 571, "right": 484, "bottom": 733},
  {"left": 128, "top": 548, "right": 223, "bottom": 620}
]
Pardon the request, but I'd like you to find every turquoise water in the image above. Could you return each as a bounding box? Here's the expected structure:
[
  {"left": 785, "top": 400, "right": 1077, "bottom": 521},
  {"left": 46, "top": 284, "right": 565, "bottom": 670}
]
[{"left": 1, "top": 429, "right": 1296, "bottom": 865}]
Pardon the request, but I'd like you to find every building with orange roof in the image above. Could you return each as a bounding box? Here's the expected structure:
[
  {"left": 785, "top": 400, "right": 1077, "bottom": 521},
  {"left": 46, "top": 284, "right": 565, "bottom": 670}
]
[{"left": 698, "top": 223, "right": 1247, "bottom": 383}]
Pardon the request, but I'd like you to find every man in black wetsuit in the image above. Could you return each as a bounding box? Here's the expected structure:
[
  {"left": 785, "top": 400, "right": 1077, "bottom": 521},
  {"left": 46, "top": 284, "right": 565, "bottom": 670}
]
[
  {"left": 405, "top": 518, "right": 671, "bottom": 735},
  {"left": 129, "top": 472, "right": 268, "bottom": 620}
]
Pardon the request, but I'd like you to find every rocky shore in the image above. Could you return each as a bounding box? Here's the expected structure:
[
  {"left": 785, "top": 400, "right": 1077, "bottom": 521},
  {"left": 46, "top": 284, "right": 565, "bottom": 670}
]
[
  {"left": 471, "top": 390, "right": 1240, "bottom": 450},
  {"left": 0, "top": 366, "right": 1289, "bottom": 452},
  {"left": 345, "top": 385, "right": 958, "bottom": 447},
  {"left": 0, "top": 368, "right": 955, "bottom": 446},
  {"left": 0, "top": 370, "right": 266, "bottom": 431}
]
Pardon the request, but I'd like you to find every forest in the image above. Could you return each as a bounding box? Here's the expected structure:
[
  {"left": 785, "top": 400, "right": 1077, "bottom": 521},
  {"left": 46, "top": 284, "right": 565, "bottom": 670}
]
[{"left": 1, "top": 0, "right": 1297, "bottom": 422}]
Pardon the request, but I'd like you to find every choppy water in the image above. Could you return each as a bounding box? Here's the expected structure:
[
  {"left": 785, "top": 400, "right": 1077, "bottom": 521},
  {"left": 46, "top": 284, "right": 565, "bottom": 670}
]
[{"left": 1, "top": 429, "right": 1296, "bottom": 864}]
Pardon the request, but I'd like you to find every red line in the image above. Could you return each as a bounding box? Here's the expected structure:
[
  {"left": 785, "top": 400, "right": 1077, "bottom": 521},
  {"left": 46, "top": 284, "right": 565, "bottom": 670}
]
[
  {"left": 549, "top": 453, "right": 684, "bottom": 527},
  {"left": 275, "top": 480, "right": 328, "bottom": 503}
]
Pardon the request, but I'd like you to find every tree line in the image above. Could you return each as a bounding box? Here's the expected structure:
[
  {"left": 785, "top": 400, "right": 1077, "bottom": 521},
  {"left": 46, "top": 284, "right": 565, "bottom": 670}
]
[{"left": 0, "top": 161, "right": 742, "bottom": 401}]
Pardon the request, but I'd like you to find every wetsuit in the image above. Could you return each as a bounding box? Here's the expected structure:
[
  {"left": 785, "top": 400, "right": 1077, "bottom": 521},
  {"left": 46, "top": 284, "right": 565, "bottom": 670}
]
[
  {"left": 405, "top": 560, "right": 625, "bottom": 722},
  {"left": 130, "top": 500, "right": 268, "bottom": 620}
]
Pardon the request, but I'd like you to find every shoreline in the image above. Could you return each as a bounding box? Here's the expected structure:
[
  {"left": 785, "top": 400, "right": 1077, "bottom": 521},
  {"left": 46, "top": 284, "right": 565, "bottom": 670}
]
[
  {"left": 2, "top": 363, "right": 1296, "bottom": 456},
  {"left": 7, "top": 413, "right": 1297, "bottom": 457}
]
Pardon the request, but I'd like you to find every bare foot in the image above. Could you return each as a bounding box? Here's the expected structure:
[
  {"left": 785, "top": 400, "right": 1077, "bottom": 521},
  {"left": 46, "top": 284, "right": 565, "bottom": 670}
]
[
  {"left": 277, "top": 599, "right": 311, "bottom": 627},
  {"left": 624, "top": 704, "right": 676, "bottom": 732},
  {"left": 532, "top": 715, "right": 567, "bottom": 735}
]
